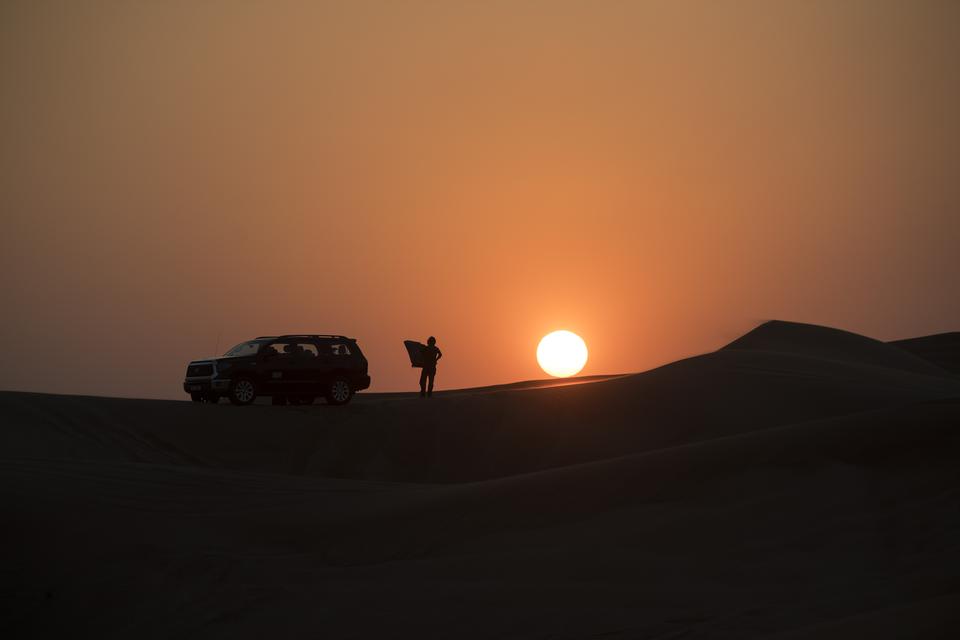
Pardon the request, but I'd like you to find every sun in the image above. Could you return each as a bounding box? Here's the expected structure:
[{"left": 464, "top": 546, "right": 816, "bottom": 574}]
[{"left": 537, "top": 330, "right": 588, "bottom": 378}]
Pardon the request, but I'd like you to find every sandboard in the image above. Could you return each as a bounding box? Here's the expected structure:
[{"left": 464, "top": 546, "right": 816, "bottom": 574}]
[{"left": 404, "top": 340, "right": 428, "bottom": 368}]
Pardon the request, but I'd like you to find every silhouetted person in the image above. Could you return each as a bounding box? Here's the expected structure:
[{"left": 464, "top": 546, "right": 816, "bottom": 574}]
[{"left": 419, "top": 336, "right": 442, "bottom": 398}]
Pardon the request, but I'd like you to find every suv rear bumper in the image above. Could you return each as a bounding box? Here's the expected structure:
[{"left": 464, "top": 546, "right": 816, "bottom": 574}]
[{"left": 355, "top": 374, "right": 371, "bottom": 391}]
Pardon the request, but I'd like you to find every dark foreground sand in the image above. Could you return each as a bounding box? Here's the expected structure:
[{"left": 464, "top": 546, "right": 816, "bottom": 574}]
[{"left": 3, "top": 321, "right": 960, "bottom": 638}]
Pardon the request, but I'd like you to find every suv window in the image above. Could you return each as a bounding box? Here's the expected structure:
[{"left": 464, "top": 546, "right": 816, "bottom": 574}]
[
  {"left": 297, "top": 343, "right": 319, "bottom": 358},
  {"left": 224, "top": 341, "right": 261, "bottom": 357},
  {"left": 261, "top": 342, "right": 284, "bottom": 357},
  {"left": 329, "top": 343, "right": 352, "bottom": 356},
  {"left": 263, "top": 341, "right": 319, "bottom": 358}
]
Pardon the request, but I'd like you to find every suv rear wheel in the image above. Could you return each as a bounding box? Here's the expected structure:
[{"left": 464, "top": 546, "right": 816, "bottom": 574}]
[
  {"left": 325, "top": 378, "right": 352, "bottom": 405},
  {"left": 229, "top": 378, "right": 257, "bottom": 406}
]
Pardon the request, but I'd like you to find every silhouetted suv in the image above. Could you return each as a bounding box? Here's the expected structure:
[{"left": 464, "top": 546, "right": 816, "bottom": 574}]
[{"left": 183, "top": 335, "right": 371, "bottom": 406}]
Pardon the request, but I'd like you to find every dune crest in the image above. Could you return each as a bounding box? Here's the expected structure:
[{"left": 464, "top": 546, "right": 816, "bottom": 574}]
[
  {"left": 722, "top": 319, "right": 947, "bottom": 375},
  {"left": 890, "top": 332, "right": 960, "bottom": 374}
]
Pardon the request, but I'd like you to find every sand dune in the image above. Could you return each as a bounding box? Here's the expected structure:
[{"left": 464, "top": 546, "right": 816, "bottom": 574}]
[
  {"left": 3, "top": 321, "right": 960, "bottom": 638},
  {"left": 890, "top": 331, "right": 960, "bottom": 374},
  {"left": 724, "top": 320, "right": 949, "bottom": 375}
]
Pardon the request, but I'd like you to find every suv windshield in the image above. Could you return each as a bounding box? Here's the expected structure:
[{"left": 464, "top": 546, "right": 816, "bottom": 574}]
[{"left": 223, "top": 341, "right": 262, "bottom": 358}]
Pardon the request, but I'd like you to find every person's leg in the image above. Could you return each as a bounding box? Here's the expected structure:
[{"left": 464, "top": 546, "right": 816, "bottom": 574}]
[
  {"left": 427, "top": 370, "right": 435, "bottom": 396},
  {"left": 419, "top": 368, "right": 427, "bottom": 396}
]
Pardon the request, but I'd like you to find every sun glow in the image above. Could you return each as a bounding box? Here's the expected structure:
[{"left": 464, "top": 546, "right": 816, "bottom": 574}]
[{"left": 537, "top": 330, "right": 588, "bottom": 378}]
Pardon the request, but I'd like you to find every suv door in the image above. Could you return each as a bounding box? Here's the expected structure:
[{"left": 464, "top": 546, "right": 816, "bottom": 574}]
[
  {"left": 291, "top": 341, "right": 322, "bottom": 393},
  {"left": 318, "top": 340, "right": 356, "bottom": 381},
  {"left": 257, "top": 341, "right": 298, "bottom": 393}
]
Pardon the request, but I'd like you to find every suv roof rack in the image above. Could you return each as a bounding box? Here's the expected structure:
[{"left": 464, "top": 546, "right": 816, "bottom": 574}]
[{"left": 256, "top": 334, "right": 354, "bottom": 340}]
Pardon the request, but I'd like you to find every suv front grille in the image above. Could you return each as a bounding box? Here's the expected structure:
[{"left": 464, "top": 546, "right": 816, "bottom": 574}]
[{"left": 186, "top": 364, "right": 214, "bottom": 377}]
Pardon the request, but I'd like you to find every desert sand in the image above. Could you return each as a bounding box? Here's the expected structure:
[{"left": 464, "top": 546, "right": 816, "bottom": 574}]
[{"left": 3, "top": 321, "right": 960, "bottom": 638}]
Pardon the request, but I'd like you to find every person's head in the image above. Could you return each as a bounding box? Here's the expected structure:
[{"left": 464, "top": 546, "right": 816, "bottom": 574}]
[{"left": 427, "top": 336, "right": 436, "bottom": 346}]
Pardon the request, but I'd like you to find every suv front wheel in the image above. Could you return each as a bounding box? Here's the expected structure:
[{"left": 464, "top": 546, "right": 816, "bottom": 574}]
[
  {"left": 229, "top": 378, "right": 257, "bottom": 406},
  {"left": 325, "top": 378, "right": 352, "bottom": 405}
]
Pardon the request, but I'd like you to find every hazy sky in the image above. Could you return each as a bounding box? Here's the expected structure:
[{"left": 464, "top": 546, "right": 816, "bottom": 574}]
[{"left": 2, "top": 0, "right": 958, "bottom": 399}]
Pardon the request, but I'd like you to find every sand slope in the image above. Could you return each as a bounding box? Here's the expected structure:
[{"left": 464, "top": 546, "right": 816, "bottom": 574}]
[
  {"left": 3, "top": 321, "right": 960, "bottom": 638},
  {"left": 724, "top": 320, "right": 949, "bottom": 375},
  {"left": 890, "top": 332, "right": 960, "bottom": 374}
]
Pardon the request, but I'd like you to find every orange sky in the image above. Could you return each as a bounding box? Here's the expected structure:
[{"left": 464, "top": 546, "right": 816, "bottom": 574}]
[{"left": 1, "top": 1, "right": 958, "bottom": 399}]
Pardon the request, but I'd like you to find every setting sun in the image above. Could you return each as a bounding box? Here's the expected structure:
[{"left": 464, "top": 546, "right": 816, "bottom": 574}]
[{"left": 537, "top": 331, "right": 588, "bottom": 378}]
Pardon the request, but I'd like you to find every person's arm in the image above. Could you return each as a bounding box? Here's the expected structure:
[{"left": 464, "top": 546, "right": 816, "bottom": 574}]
[{"left": 436, "top": 348, "right": 443, "bottom": 363}]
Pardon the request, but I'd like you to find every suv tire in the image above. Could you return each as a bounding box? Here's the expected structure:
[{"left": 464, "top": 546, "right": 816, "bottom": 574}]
[
  {"left": 325, "top": 378, "right": 352, "bottom": 405},
  {"left": 229, "top": 378, "right": 257, "bottom": 406}
]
